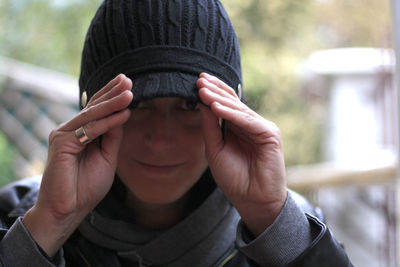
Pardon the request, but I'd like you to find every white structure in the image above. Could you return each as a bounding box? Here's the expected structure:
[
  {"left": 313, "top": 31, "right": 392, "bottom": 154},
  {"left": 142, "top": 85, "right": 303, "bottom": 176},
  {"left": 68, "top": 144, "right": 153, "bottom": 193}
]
[
  {"left": 300, "top": 48, "right": 398, "bottom": 267},
  {"left": 301, "top": 48, "right": 397, "bottom": 168}
]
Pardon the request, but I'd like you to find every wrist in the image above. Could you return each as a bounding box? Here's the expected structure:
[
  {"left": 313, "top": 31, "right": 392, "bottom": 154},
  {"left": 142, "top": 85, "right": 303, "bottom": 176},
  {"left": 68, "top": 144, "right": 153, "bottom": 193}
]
[
  {"left": 236, "top": 191, "right": 288, "bottom": 236},
  {"left": 22, "top": 205, "right": 83, "bottom": 258}
]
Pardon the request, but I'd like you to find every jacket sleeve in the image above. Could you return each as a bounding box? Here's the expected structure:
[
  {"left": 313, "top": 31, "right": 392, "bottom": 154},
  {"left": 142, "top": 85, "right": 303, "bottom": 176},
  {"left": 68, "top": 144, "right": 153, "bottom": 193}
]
[
  {"left": 0, "top": 177, "right": 65, "bottom": 267},
  {"left": 0, "top": 217, "right": 65, "bottom": 267},
  {"left": 286, "top": 214, "right": 352, "bottom": 267},
  {"left": 236, "top": 191, "right": 353, "bottom": 267}
]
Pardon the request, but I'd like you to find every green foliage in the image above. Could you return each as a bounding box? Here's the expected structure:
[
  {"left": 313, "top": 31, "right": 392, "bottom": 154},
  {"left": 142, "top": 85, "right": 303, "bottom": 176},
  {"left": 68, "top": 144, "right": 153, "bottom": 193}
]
[
  {"left": 222, "top": 0, "right": 323, "bottom": 165},
  {"left": 0, "top": 0, "right": 102, "bottom": 76},
  {"left": 313, "top": 0, "right": 392, "bottom": 48},
  {"left": 0, "top": 132, "right": 15, "bottom": 186},
  {"left": 221, "top": 0, "right": 391, "bottom": 166}
]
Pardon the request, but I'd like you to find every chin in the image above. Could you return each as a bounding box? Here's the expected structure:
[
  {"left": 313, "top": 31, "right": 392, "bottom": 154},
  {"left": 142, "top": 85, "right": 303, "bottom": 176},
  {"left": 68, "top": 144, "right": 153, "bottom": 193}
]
[
  {"left": 117, "top": 164, "right": 207, "bottom": 206},
  {"left": 124, "top": 177, "right": 194, "bottom": 205}
]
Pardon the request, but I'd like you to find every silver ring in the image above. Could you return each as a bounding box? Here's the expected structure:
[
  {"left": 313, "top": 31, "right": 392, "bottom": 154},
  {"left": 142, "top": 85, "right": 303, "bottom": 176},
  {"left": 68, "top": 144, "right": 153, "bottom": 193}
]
[{"left": 75, "top": 126, "right": 91, "bottom": 145}]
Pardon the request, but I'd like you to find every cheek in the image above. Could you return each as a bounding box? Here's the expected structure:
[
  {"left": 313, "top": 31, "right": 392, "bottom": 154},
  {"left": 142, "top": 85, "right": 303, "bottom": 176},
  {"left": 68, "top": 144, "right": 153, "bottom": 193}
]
[
  {"left": 178, "top": 122, "right": 206, "bottom": 155},
  {"left": 180, "top": 136, "right": 208, "bottom": 185},
  {"left": 117, "top": 122, "right": 141, "bottom": 159},
  {"left": 184, "top": 136, "right": 206, "bottom": 164},
  {"left": 180, "top": 129, "right": 208, "bottom": 172}
]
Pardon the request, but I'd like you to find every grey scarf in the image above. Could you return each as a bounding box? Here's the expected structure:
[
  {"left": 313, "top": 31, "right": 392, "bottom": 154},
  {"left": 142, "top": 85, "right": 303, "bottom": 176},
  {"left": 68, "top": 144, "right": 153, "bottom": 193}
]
[{"left": 78, "top": 188, "right": 240, "bottom": 267}]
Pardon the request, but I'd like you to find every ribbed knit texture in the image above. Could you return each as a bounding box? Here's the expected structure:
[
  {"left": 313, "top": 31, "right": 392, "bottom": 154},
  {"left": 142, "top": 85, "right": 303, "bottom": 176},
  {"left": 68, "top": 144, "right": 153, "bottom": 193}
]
[
  {"left": 79, "top": 188, "right": 240, "bottom": 267},
  {"left": 79, "top": 0, "right": 242, "bottom": 107}
]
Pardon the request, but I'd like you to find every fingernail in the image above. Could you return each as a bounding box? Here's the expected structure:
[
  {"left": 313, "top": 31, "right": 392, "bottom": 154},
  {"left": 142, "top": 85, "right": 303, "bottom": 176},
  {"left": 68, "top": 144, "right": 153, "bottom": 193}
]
[
  {"left": 201, "top": 72, "right": 212, "bottom": 79},
  {"left": 200, "top": 87, "right": 211, "bottom": 94}
]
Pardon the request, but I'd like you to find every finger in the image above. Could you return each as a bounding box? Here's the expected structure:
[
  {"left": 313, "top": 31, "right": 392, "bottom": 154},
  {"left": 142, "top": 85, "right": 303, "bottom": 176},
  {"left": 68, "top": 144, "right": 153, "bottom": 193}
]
[
  {"left": 217, "top": 104, "right": 282, "bottom": 148},
  {"left": 89, "top": 75, "right": 132, "bottom": 107},
  {"left": 201, "top": 88, "right": 272, "bottom": 140},
  {"left": 199, "top": 104, "right": 224, "bottom": 159},
  {"left": 59, "top": 108, "right": 131, "bottom": 154},
  {"left": 72, "top": 108, "right": 131, "bottom": 147},
  {"left": 98, "top": 125, "right": 124, "bottom": 166},
  {"left": 88, "top": 74, "right": 127, "bottom": 104},
  {"left": 199, "top": 87, "right": 259, "bottom": 118},
  {"left": 197, "top": 77, "right": 238, "bottom": 102},
  {"left": 199, "top": 73, "right": 239, "bottom": 99},
  {"left": 209, "top": 101, "right": 274, "bottom": 139},
  {"left": 61, "top": 90, "right": 133, "bottom": 132}
]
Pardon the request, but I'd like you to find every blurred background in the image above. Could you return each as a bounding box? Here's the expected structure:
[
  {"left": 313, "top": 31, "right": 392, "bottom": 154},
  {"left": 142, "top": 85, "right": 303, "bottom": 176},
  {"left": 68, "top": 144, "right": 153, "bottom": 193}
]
[{"left": 0, "top": 0, "right": 398, "bottom": 266}]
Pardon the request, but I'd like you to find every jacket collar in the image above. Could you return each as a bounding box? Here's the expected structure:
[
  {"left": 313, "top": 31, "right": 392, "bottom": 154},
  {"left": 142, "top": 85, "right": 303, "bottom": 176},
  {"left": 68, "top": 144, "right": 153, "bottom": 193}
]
[
  {"left": 79, "top": 188, "right": 240, "bottom": 266},
  {"left": 8, "top": 176, "right": 41, "bottom": 218}
]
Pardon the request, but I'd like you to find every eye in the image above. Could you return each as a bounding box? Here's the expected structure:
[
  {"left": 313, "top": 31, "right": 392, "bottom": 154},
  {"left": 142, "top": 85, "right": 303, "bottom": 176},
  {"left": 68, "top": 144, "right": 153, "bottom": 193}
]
[
  {"left": 131, "top": 101, "right": 148, "bottom": 110},
  {"left": 130, "top": 101, "right": 139, "bottom": 109},
  {"left": 182, "top": 100, "right": 199, "bottom": 111}
]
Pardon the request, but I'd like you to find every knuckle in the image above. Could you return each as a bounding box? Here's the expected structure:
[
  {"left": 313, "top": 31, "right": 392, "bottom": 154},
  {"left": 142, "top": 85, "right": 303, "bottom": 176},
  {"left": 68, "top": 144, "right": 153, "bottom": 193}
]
[
  {"left": 78, "top": 106, "right": 95, "bottom": 122},
  {"left": 266, "top": 120, "right": 281, "bottom": 136},
  {"left": 79, "top": 107, "right": 90, "bottom": 119},
  {"left": 243, "top": 113, "right": 255, "bottom": 122},
  {"left": 86, "top": 98, "right": 94, "bottom": 107},
  {"left": 227, "top": 87, "right": 236, "bottom": 96},
  {"left": 83, "top": 121, "right": 96, "bottom": 136},
  {"left": 256, "top": 120, "right": 283, "bottom": 148},
  {"left": 48, "top": 128, "right": 64, "bottom": 146},
  {"left": 84, "top": 120, "right": 102, "bottom": 139},
  {"left": 239, "top": 104, "right": 249, "bottom": 113},
  {"left": 269, "top": 125, "right": 283, "bottom": 147},
  {"left": 271, "top": 123, "right": 282, "bottom": 137},
  {"left": 48, "top": 129, "right": 57, "bottom": 144},
  {"left": 91, "top": 90, "right": 100, "bottom": 100}
]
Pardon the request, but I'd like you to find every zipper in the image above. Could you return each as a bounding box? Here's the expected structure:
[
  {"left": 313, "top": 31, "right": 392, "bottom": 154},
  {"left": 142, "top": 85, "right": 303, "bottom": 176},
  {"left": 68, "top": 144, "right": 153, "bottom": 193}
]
[
  {"left": 218, "top": 249, "right": 238, "bottom": 267},
  {"left": 75, "top": 242, "right": 235, "bottom": 267},
  {"left": 76, "top": 247, "right": 93, "bottom": 267}
]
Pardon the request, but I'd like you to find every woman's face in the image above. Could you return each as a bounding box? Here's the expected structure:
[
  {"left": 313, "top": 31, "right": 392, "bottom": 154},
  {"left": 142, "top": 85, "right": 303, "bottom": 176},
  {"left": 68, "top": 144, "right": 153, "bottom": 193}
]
[{"left": 116, "top": 97, "right": 208, "bottom": 205}]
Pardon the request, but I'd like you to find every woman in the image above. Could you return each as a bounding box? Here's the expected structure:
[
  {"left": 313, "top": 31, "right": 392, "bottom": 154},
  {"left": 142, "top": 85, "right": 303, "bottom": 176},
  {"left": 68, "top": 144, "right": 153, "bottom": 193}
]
[{"left": 0, "top": 0, "right": 352, "bottom": 266}]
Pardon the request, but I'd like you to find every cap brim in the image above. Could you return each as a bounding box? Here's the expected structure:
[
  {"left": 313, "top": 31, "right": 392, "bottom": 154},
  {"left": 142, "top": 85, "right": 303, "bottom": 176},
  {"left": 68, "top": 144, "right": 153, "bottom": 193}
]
[{"left": 128, "top": 71, "right": 199, "bottom": 107}]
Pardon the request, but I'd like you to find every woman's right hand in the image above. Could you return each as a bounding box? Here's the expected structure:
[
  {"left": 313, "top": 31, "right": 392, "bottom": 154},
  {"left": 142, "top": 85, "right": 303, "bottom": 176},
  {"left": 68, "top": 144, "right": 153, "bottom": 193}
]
[{"left": 23, "top": 74, "right": 133, "bottom": 257}]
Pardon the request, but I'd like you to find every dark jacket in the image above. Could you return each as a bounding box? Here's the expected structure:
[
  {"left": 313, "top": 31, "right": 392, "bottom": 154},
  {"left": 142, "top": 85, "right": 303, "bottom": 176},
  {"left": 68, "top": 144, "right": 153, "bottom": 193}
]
[{"left": 0, "top": 176, "right": 352, "bottom": 267}]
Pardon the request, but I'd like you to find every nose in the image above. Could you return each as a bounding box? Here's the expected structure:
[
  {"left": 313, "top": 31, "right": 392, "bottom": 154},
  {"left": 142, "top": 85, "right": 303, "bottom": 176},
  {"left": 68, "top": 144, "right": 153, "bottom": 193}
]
[{"left": 144, "top": 112, "right": 175, "bottom": 151}]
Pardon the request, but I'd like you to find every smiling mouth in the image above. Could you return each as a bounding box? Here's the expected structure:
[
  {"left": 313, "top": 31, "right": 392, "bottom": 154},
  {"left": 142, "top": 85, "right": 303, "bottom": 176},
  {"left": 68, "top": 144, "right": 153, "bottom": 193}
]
[
  {"left": 138, "top": 160, "right": 181, "bottom": 167},
  {"left": 136, "top": 161, "right": 183, "bottom": 171}
]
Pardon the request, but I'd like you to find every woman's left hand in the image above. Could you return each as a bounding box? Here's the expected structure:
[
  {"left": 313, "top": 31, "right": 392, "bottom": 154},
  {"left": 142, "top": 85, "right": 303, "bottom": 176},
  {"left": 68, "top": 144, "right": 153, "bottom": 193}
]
[{"left": 197, "top": 73, "right": 287, "bottom": 236}]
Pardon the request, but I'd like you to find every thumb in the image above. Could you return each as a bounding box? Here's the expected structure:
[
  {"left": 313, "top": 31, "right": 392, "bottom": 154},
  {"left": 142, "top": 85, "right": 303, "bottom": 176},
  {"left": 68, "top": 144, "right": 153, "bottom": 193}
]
[
  {"left": 99, "top": 124, "right": 125, "bottom": 167},
  {"left": 200, "top": 104, "right": 224, "bottom": 162}
]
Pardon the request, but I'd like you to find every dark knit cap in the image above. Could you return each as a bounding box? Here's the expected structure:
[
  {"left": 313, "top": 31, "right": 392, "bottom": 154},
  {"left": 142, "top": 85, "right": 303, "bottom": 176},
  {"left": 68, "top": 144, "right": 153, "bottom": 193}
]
[{"left": 78, "top": 0, "right": 243, "bottom": 108}]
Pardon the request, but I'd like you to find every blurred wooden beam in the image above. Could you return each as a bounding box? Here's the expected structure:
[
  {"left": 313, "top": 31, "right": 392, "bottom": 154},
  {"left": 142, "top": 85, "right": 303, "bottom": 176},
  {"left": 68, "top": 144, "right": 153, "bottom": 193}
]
[
  {"left": 287, "top": 162, "right": 397, "bottom": 191},
  {"left": 0, "top": 56, "right": 78, "bottom": 105}
]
